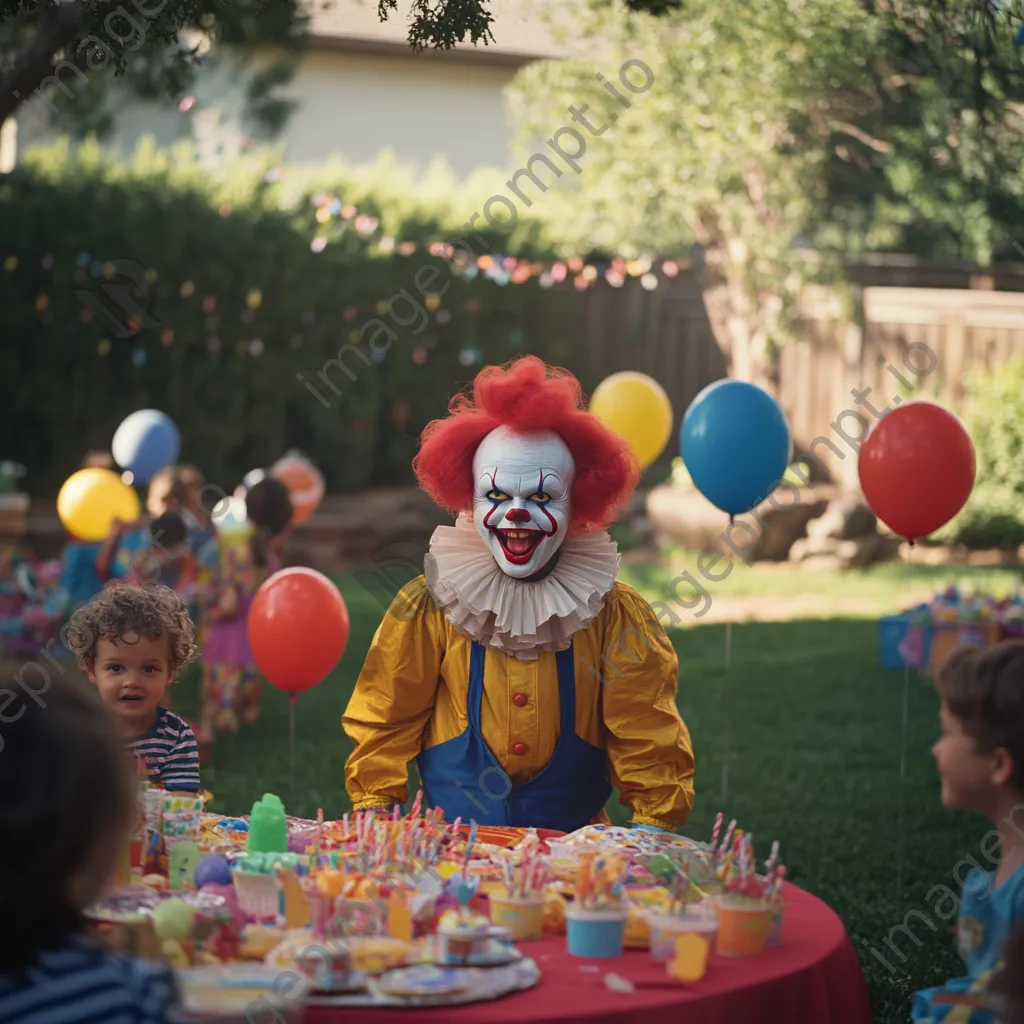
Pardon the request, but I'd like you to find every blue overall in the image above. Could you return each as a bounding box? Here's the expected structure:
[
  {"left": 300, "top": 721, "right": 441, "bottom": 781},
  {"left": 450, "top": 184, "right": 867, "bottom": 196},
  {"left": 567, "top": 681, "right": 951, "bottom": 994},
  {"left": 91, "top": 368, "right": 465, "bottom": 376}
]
[{"left": 416, "top": 640, "right": 612, "bottom": 832}]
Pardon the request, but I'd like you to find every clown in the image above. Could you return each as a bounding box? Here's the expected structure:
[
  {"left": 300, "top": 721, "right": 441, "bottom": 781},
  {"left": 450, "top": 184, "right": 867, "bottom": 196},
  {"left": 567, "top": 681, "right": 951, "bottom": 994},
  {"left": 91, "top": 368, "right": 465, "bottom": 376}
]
[{"left": 343, "top": 357, "right": 694, "bottom": 834}]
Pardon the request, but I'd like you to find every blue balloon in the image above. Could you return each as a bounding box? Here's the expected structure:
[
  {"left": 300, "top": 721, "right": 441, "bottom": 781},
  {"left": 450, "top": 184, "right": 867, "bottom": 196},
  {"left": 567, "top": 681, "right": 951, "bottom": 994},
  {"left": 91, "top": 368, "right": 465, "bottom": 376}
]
[
  {"left": 681, "top": 380, "right": 791, "bottom": 516},
  {"left": 111, "top": 409, "right": 180, "bottom": 483}
]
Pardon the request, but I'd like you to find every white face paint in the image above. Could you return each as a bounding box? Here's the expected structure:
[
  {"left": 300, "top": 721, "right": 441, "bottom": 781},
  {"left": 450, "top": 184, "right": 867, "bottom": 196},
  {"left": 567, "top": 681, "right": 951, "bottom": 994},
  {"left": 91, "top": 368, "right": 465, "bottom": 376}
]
[{"left": 472, "top": 426, "right": 574, "bottom": 579}]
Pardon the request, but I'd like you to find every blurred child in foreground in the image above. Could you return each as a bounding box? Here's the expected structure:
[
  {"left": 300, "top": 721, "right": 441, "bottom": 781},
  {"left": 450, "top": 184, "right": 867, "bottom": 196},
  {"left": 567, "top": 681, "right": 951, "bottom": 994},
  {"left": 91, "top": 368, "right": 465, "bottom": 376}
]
[
  {"left": 913, "top": 641, "right": 1024, "bottom": 1024},
  {"left": 66, "top": 581, "right": 201, "bottom": 793},
  {"left": 194, "top": 477, "right": 292, "bottom": 752},
  {"left": 0, "top": 673, "right": 181, "bottom": 1023}
]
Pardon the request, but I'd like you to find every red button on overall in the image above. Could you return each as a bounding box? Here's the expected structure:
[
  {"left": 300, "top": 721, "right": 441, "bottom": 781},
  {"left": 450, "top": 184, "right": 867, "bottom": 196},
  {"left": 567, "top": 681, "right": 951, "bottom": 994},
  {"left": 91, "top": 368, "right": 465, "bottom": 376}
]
[
  {"left": 512, "top": 692, "right": 528, "bottom": 707},
  {"left": 512, "top": 742, "right": 527, "bottom": 756}
]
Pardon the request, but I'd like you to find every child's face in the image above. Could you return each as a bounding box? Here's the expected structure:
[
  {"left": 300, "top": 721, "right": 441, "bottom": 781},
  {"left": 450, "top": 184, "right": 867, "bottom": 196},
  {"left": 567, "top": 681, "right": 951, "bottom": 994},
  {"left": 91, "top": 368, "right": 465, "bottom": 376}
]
[
  {"left": 89, "top": 633, "right": 173, "bottom": 733},
  {"left": 146, "top": 478, "right": 174, "bottom": 517},
  {"left": 933, "top": 701, "right": 1002, "bottom": 812}
]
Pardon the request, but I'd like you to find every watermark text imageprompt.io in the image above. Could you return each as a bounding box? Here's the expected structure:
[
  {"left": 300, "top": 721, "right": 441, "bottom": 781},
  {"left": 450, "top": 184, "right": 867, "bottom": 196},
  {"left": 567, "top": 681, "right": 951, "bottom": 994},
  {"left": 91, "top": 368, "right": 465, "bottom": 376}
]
[{"left": 294, "top": 57, "right": 656, "bottom": 410}]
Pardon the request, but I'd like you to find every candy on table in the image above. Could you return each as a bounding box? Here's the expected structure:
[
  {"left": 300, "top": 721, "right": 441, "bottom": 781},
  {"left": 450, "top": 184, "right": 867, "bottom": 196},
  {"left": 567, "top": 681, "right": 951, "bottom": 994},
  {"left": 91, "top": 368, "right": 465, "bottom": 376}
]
[
  {"left": 575, "top": 851, "right": 628, "bottom": 911},
  {"left": 247, "top": 794, "right": 288, "bottom": 853}
]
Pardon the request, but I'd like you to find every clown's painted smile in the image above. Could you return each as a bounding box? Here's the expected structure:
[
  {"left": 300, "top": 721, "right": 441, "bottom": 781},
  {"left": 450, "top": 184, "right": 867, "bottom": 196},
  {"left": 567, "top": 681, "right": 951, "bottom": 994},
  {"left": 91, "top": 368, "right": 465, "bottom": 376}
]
[
  {"left": 493, "top": 527, "right": 546, "bottom": 563},
  {"left": 472, "top": 427, "right": 574, "bottom": 579}
]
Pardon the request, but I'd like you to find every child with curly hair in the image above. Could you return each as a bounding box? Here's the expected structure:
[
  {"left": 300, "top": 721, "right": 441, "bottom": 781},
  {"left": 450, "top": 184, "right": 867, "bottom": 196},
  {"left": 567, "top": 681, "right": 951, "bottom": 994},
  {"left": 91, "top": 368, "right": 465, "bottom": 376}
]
[
  {"left": 0, "top": 672, "right": 182, "bottom": 1022},
  {"left": 66, "top": 582, "right": 202, "bottom": 793}
]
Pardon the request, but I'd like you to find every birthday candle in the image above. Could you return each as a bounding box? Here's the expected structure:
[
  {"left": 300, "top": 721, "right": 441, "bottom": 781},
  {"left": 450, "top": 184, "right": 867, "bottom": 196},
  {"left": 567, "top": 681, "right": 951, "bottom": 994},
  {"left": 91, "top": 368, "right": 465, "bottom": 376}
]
[
  {"left": 409, "top": 789, "right": 423, "bottom": 822},
  {"left": 765, "top": 840, "right": 780, "bottom": 877}
]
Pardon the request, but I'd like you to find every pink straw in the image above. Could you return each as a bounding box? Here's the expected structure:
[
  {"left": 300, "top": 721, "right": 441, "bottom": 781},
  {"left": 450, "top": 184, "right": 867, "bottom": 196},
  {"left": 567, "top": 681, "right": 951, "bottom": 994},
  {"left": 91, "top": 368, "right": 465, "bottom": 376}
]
[{"left": 710, "top": 812, "right": 723, "bottom": 853}]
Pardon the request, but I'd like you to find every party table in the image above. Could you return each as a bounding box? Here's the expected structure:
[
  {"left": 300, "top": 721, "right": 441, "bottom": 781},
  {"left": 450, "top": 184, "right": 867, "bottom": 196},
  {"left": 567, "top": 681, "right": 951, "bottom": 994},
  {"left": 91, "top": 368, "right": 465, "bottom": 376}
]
[{"left": 305, "top": 884, "right": 872, "bottom": 1024}]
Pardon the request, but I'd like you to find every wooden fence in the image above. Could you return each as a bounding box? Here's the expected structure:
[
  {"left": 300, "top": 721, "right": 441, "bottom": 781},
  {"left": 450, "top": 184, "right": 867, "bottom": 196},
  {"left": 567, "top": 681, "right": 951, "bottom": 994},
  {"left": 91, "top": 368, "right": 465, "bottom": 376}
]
[{"left": 581, "top": 259, "right": 1024, "bottom": 488}]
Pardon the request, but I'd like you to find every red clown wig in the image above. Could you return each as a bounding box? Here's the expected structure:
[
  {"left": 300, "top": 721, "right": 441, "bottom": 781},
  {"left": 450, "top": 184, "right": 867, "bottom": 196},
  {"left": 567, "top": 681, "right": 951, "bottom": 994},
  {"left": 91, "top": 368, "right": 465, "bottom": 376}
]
[{"left": 414, "top": 357, "right": 641, "bottom": 532}]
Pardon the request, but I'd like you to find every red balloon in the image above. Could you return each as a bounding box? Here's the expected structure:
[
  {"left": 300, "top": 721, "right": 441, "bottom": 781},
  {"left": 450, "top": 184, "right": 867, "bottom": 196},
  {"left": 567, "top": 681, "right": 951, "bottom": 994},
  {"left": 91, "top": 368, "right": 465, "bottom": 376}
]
[
  {"left": 248, "top": 568, "right": 350, "bottom": 696},
  {"left": 858, "top": 401, "right": 975, "bottom": 541}
]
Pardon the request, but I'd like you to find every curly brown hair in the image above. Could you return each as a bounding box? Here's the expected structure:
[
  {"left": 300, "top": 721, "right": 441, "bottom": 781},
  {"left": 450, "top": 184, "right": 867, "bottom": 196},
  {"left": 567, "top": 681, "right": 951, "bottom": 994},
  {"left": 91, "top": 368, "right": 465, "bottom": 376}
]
[{"left": 65, "top": 581, "right": 200, "bottom": 676}]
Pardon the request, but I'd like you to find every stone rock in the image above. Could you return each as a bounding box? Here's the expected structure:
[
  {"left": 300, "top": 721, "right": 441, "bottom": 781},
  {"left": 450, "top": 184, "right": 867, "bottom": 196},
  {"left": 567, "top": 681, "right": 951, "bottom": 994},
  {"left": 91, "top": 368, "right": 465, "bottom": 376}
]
[
  {"left": 790, "top": 532, "right": 901, "bottom": 568},
  {"left": 645, "top": 483, "right": 836, "bottom": 563},
  {"left": 805, "top": 499, "right": 877, "bottom": 541},
  {"left": 789, "top": 535, "right": 841, "bottom": 561}
]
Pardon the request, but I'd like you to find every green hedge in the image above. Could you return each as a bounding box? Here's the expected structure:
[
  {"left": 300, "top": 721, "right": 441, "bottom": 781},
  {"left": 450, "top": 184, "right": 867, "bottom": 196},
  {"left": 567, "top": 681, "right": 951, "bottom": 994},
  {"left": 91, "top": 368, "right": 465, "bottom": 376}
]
[
  {"left": 939, "top": 354, "right": 1024, "bottom": 550},
  {"left": 0, "top": 140, "right": 582, "bottom": 497}
]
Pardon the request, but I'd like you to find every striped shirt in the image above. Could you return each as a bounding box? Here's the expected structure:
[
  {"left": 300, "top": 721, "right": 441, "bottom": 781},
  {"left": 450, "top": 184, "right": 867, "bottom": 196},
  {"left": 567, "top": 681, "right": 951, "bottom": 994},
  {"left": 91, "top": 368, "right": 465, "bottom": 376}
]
[
  {"left": 0, "top": 935, "right": 180, "bottom": 1023},
  {"left": 126, "top": 708, "right": 200, "bottom": 792}
]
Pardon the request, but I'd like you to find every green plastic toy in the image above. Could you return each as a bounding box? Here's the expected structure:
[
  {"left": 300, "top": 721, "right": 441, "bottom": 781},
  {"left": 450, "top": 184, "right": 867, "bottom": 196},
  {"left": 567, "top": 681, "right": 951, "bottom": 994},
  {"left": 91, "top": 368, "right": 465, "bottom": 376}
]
[{"left": 247, "top": 793, "right": 287, "bottom": 853}]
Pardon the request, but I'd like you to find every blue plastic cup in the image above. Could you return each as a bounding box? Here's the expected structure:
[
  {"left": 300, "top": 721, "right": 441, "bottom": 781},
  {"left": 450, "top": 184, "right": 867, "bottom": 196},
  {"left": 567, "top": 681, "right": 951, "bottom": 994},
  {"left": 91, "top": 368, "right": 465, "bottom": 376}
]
[{"left": 565, "top": 908, "right": 627, "bottom": 958}]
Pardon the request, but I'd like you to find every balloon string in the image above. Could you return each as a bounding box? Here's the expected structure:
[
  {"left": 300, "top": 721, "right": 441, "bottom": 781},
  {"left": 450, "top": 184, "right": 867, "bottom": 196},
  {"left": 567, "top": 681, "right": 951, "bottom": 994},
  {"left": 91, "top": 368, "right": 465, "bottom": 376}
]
[
  {"left": 289, "top": 696, "right": 297, "bottom": 785},
  {"left": 896, "top": 657, "right": 910, "bottom": 899},
  {"left": 721, "top": 621, "right": 732, "bottom": 805}
]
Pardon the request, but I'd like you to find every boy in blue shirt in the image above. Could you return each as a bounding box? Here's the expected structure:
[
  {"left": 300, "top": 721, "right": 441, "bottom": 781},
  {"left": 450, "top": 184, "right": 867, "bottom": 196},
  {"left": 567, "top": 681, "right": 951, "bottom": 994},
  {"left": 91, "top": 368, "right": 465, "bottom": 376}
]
[{"left": 914, "top": 640, "right": 1024, "bottom": 1024}]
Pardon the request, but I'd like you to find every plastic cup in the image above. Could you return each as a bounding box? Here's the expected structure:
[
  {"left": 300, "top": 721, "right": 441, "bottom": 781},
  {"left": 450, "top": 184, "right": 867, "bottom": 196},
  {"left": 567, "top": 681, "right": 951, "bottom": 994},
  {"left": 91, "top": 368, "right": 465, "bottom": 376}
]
[
  {"left": 765, "top": 902, "right": 784, "bottom": 946},
  {"left": 648, "top": 909, "right": 719, "bottom": 963},
  {"left": 489, "top": 896, "right": 544, "bottom": 941},
  {"left": 565, "top": 907, "right": 626, "bottom": 958},
  {"left": 714, "top": 896, "right": 771, "bottom": 957}
]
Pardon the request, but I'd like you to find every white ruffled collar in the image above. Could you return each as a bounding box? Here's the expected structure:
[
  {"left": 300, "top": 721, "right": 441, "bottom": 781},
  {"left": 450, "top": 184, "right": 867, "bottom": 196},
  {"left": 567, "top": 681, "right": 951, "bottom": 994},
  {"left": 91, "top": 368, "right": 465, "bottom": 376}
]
[{"left": 423, "top": 515, "right": 620, "bottom": 661}]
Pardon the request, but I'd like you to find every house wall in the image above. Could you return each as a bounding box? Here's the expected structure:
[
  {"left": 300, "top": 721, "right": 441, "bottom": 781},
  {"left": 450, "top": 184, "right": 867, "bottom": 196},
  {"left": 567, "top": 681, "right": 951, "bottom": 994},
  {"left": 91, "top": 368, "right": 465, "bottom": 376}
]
[{"left": 16, "top": 49, "right": 518, "bottom": 178}]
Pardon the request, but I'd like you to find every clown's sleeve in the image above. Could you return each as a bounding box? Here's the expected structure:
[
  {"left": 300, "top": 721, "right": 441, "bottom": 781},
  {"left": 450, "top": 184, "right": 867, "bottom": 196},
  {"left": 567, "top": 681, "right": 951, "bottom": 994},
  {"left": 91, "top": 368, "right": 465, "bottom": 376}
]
[
  {"left": 342, "top": 576, "right": 445, "bottom": 811},
  {"left": 601, "top": 583, "right": 695, "bottom": 831}
]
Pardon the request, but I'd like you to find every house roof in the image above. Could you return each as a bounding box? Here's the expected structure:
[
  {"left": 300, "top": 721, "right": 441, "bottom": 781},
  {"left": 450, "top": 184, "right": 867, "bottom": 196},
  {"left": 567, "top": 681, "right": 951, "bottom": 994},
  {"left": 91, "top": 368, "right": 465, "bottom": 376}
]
[{"left": 304, "top": 0, "right": 566, "bottom": 65}]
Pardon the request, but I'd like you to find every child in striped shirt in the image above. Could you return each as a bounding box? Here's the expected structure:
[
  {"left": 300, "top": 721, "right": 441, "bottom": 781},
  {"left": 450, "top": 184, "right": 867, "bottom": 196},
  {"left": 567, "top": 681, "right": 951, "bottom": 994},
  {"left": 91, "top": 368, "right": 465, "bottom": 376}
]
[
  {"left": 0, "top": 673, "right": 182, "bottom": 1023},
  {"left": 65, "top": 582, "right": 201, "bottom": 793}
]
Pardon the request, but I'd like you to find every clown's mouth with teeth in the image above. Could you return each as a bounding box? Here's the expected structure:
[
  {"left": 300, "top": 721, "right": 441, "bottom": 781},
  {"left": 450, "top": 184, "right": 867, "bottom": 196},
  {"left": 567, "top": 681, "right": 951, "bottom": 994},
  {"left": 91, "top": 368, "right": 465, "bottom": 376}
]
[{"left": 493, "top": 527, "right": 546, "bottom": 564}]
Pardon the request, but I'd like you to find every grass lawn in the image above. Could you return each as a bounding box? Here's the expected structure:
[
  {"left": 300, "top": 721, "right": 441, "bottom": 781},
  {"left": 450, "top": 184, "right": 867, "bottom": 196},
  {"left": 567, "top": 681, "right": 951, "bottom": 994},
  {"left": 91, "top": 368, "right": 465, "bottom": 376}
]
[{"left": 172, "top": 557, "right": 1022, "bottom": 1024}]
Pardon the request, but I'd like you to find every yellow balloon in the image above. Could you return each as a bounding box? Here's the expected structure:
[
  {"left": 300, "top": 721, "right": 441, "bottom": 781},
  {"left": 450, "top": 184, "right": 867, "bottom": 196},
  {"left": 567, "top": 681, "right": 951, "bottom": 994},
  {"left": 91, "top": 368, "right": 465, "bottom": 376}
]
[
  {"left": 57, "top": 468, "right": 141, "bottom": 542},
  {"left": 589, "top": 372, "right": 673, "bottom": 468}
]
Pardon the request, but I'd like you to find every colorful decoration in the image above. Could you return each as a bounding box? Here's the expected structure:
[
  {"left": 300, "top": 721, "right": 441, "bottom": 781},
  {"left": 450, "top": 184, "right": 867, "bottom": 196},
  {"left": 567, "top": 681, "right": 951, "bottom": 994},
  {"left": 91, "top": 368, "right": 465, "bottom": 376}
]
[
  {"left": 589, "top": 371, "right": 673, "bottom": 470},
  {"left": 681, "top": 379, "right": 791, "bottom": 517},
  {"left": 57, "top": 468, "right": 141, "bottom": 542},
  {"left": 858, "top": 400, "right": 975, "bottom": 542},
  {"left": 247, "top": 568, "right": 350, "bottom": 696}
]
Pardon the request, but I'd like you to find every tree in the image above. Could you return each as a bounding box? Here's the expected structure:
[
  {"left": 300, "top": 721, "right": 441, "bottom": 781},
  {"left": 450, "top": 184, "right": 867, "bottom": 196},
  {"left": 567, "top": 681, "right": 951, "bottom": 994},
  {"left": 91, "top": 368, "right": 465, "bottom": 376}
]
[
  {"left": 0, "top": 1, "right": 315, "bottom": 134},
  {"left": 508, "top": 0, "right": 1024, "bottom": 383},
  {"left": 0, "top": 0, "right": 681, "bottom": 136}
]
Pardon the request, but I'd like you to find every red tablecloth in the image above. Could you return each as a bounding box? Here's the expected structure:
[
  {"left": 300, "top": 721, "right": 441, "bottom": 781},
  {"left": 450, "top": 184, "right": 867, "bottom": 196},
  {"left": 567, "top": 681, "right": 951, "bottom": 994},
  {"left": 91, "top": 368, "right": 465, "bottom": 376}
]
[{"left": 305, "top": 883, "right": 871, "bottom": 1024}]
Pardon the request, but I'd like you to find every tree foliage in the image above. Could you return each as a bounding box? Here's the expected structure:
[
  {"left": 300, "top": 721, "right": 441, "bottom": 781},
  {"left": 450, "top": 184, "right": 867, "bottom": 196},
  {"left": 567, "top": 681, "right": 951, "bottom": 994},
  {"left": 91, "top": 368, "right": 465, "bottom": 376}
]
[
  {"left": 508, "top": 0, "right": 1024, "bottom": 377},
  {"left": 939, "top": 353, "right": 1024, "bottom": 550},
  {"left": 0, "top": 0, "right": 683, "bottom": 135},
  {"left": 0, "top": 1, "right": 314, "bottom": 133}
]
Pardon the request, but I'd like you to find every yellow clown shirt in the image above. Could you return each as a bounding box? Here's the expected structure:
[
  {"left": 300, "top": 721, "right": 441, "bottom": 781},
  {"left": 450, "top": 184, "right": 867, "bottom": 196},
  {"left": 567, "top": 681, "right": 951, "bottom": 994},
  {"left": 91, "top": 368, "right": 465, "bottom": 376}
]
[{"left": 342, "top": 518, "right": 695, "bottom": 831}]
